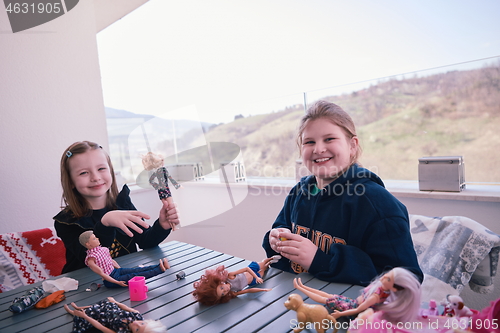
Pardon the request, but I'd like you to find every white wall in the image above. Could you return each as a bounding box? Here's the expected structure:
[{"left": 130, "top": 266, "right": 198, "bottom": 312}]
[
  {"left": 152, "top": 183, "right": 286, "bottom": 260},
  {"left": 0, "top": 1, "right": 109, "bottom": 234}
]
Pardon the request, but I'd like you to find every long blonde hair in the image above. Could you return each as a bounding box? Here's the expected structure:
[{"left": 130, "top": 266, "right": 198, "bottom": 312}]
[
  {"left": 60, "top": 141, "right": 118, "bottom": 218},
  {"left": 143, "top": 319, "right": 167, "bottom": 333},
  {"left": 377, "top": 267, "right": 421, "bottom": 323}
]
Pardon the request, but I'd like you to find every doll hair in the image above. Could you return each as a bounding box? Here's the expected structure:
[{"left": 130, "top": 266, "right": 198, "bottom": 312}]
[
  {"left": 60, "top": 141, "right": 118, "bottom": 219},
  {"left": 78, "top": 230, "right": 93, "bottom": 247},
  {"left": 142, "top": 152, "right": 164, "bottom": 171},
  {"left": 296, "top": 100, "right": 362, "bottom": 165},
  {"left": 192, "top": 265, "right": 236, "bottom": 305},
  {"left": 376, "top": 267, "right": 421, "bottom": 323},
  {"left": 143, "top": 319, "right": 167, "bottom": 333}
]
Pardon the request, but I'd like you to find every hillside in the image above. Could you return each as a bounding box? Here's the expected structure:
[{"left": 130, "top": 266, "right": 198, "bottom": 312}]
[
  {"left": 200, "top": 63, "right": 500, "bottom": 182},
  {"left": 105, "top": 107, "right": 216, "bottom": 182}
]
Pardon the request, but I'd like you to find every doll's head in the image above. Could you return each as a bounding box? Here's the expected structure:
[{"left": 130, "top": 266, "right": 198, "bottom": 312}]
[
  {"left": 142, "top": 152, "right": 164, "bottom": 171},
  {"left": 192, "top": 265, "right": 236, "bottom": 305},
  {"left": 78, "top": 231, "right": 99, "bottom": 250},
  {"left": 376, "top": 267, "right": 421, "bottom": 323},
  {"left": 129, "top": 319, "right": 167, "bottom": 333},
  {"left": 60, "top": 141, "right": 118, "bottom": 218}
]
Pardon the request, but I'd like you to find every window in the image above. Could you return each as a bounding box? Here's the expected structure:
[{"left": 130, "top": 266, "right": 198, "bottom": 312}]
[
  {"left": 104, "top": 57, "right": 500, "bottom": 184},
  {"left": 97, "top": 2, "right": 500, "bottom": 185}
]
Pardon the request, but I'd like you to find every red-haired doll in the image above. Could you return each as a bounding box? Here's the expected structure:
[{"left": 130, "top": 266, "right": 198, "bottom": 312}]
[{"left": 193, "top": 257, "right": 280, "bottom": 306}]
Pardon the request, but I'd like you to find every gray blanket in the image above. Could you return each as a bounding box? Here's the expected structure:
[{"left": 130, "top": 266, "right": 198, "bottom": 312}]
[{"left": 409, "top": 214, "right": 500, "bottom": 302}]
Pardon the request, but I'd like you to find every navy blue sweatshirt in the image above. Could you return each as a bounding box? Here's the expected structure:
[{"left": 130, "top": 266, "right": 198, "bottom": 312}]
[{"left": 262, "top": 164, "right": 423, "bottom": 286}]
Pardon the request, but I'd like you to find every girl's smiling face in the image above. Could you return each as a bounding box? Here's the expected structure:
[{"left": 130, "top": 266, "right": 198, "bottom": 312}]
[
  {"left": 301, "top": 118, "right": 358, "bottom": 188},
  {"left": 69, "top": 149, "right": 113, "bottom": 209}
]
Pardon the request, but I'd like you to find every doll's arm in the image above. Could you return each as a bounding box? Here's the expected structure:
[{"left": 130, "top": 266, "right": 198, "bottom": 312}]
[
  {"left": 235, "top": 288, "right": 272, "bottom": 296},
  {"left": 149, "top": 172, "right": 160, "bottom": 189},
  {"left": 228, "top": 267, "right": 250, "bottom": 277},
  {"left": 227, "top": 267, "right": 252, "bottom": 281},
  {"left": 112, "top": 260, "right": 120, "bottom": 269},
  {"left": 332, "top": 293, "right": 380, "bottom": 319},
  {"left": 87, "top": 259, "right": 128, "bottom": 287},
  {"left": 73, "top": 309, "right": 116, "bottom": 333},
  {"left": 107, "top": 297, "right": 139, "bottom": 313},
  {"left": 167, "top": 173, "right": 181, "bottom": 189}
]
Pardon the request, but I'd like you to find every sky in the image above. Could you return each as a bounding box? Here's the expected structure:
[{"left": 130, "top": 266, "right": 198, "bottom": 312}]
[{"left": 96, "top": 0, "right": 500, "bottom": 124}]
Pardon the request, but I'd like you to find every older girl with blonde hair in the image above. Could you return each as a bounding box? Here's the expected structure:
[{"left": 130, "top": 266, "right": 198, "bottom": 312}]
[{"left": 263, "top": 100, "right": 423, "bottom": 286}]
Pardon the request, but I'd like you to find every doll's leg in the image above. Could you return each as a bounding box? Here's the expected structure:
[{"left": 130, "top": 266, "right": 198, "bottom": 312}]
[
  {"left": 112, "top": 264, "right": 164, "bottom": 281},
  {"left": 140, "top": 263, "right": 166, "bottom": 278},
  {"left": 293, "top": 278, "right": 333, "bottom": 304},
  {"left": 162, "top": 258, "right": 170, "bottom": 269},
  {"left": 156, "top": 258, "right": 170, "bottom": 271},
  {"left": 257, "top": 257, "right": 274, "bottom": 276}
]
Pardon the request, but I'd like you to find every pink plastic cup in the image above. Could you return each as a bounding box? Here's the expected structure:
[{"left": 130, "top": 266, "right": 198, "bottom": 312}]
[{"left": 129, "top": 276, "right": 148, "bottom": 301}]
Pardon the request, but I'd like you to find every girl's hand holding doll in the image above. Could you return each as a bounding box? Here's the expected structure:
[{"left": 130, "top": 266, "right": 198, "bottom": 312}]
[
  {"left": 274, "top": 230, "right": 317, "bottom": 271},
  {"left": 101, "top": 210, "right": 151, "bottom": 237},
  {"left": 159, "top": 200, "right": 180, "bottom": 230}
]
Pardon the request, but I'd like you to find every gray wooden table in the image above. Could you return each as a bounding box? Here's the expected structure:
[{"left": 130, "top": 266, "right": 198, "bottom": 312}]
[{"left": 0, "top": 241, "right": 361, "bottom": 332}]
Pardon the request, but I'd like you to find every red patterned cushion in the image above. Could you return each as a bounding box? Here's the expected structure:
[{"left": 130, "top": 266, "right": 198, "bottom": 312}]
[{"left": 0, "top": 228, "right": 66, "bottom": 292}]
